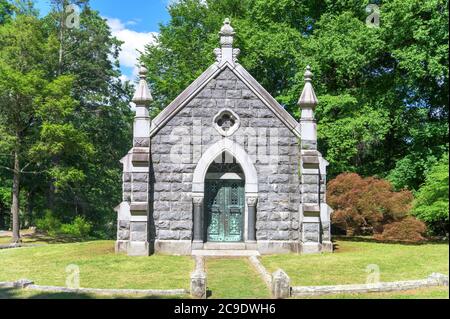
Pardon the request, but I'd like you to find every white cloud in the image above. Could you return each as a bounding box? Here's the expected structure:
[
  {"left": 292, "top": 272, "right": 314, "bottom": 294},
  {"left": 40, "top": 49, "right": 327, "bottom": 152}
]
[{"left": 106, "top": 17, "right": 158, "bottom": 81}]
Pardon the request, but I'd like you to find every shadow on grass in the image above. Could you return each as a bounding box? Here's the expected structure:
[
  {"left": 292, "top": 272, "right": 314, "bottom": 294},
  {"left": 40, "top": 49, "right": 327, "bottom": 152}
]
[
  {"left": 0, "top": 287, "right": 95, "bottom": 299},
  {"left": 0, "top": 288, "right": 187, "bottom": 299},
  {"left": 334, "top": 236, "right": 448, "bottom": 246},
  {"left": 0, "top": 232, "right": 93, "bottom": 246}
]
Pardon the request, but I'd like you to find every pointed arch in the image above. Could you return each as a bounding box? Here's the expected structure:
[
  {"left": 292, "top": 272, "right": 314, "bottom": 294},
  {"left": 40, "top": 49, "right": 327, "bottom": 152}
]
[{"left": 192, "top": 138, "right": 258, "bottom": 194}]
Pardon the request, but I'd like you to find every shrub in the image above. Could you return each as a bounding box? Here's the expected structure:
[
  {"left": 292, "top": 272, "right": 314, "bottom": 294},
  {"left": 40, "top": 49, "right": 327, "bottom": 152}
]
[
  {"left": 35, "top": 210, "right": 61, "bottom": 236},
  {"left": 374, "top": 217, "right": 427, "bottom": 242},
  {"left": 412, "top": 154, "right": 449, "bottom": 236},
  {"left": 328, "top": 173, "right": 414, "bottom": 236},
  {"left": 35, "top": 212, "right": 92, "bottom": 239},
  {"left": 60, "top": 216, "right": 92, "bottom": 239}
]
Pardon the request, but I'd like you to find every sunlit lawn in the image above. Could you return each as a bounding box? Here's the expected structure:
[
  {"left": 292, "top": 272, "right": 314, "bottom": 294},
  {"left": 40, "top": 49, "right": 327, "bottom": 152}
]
[
  {"left": 0, "top": 241, "right": 194, "bottom": 290},
  {"left": 1, "top": 239, "right": 448, "bottom": 299},
  {"left": 262, "top": 240, "right": 449, "bottom": 286},
  {"left": 308, "top": 287, "right": 449, "bottom": 299},
  {"left": 206, "top": 258, "right": 270, "bottom": 299}
]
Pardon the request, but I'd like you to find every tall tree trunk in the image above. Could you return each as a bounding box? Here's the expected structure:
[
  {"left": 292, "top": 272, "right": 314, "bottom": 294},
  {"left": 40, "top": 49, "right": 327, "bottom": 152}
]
[{"left": 11, "top": 149, "right": 21, "bottom": 243}]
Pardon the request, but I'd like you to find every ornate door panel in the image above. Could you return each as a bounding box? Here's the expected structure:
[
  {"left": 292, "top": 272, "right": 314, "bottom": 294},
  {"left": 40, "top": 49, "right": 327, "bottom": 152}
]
[{"left": 205, "top": 180, "right": 244, "bottom": 242}]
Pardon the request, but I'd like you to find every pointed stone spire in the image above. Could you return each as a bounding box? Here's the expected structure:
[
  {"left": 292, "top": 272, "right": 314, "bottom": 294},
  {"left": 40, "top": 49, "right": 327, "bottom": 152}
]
[
  {"left": 214, "top": 18, "right": 240, "bottom": 65},
  {"left": 298, "top": 66, "right": 318, "bottom": 109},
  {"left": 298, "top": 66, "right": 318, "bottom": 149},
  {"left": 131, "top": 65, "right": 151, "bottom": 149},
  {"left": 132, "top": 66, "right": 153, "bottom": 105}
]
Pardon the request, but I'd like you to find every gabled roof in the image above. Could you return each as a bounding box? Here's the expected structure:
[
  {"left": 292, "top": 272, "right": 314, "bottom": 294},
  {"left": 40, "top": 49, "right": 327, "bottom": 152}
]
[
  {"left": 149, "top": 61, "right": 301, "bottom": 138},
  {"left": 149, "top": 19, "right": 301, "bottom": 138}
]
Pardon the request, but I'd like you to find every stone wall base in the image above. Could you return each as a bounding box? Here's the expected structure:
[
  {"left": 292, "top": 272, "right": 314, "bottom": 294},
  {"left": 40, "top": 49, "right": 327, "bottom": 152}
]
[
  {"left": 116, "top": 240, "right": 333, "bottom": 256},
  {"left": 321, "top": 241, "right": 334, "bottom": 253},
  {"left": 128, "top": 241, "right": 149, "bottom": 256},
  {"left": 257, "top": 241, "right": 300, "bottom": 255},
  {"left": 115, "top": 240, "right": 129, "bottom": 254},
  {"left": 155, "top": 240, "right": 192, "bottom": 256}
]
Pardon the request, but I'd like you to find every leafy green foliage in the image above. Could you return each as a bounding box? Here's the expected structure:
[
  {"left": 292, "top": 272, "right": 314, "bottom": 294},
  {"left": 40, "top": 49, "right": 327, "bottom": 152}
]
[
  {"left": 59, "top": 216, "right": 92, "bottom": 238},
  {"left": 412, "top": 154, "right": 449, "bottom": 236},
  {"left": 0, "top": 0, "right": 448, "bottom": 238},
  {"left": 35, "top": 210, "right": 62, "bottom": 236},
  {"left": 0, "top": 0, "right": 14, "bottom": 25},
  {"left": 142, "top": 0, "right": 448, "bottom": 186},
  {"left": 0, "top": 1, "right": 133, "bottom": 238},
  {"left": 35, "top": 210, "right": 92, "bottom": 239}
]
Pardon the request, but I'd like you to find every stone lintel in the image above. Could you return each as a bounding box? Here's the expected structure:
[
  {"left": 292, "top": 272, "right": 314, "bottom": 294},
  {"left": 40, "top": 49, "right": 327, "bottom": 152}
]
[
  {"left": 302, "top": 216, "right": 320, "bottom": 223},
  {"left": 132, "top": 154, "right": 149, "bottom": 166},
  {"left": 301, "top": 150, "right": 319, "bottom": 156},
  {"left": 303, "top": 204, "right": 320, "bottom": 213},
  {"left": 130, "top": 202, "right": 148, "bottom": 213},
  {"left": 302, "top": 156, "right": 320, "bottom": 165}
]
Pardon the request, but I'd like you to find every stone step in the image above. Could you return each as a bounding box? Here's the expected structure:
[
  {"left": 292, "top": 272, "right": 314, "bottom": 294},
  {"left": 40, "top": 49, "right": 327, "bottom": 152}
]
[
  {"left": 192, "top": 250, "right": 260, "bottom": 257},
  {"left": 203, "top": 243, "right": 247, "bottom": 250}
]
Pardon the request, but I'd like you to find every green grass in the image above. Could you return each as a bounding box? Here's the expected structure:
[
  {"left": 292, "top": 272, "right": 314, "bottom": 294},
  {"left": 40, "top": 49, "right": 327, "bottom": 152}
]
[
  {"left": 1, "top": 239, "right": 448, "bottom": 299},
  {"left": 206, "top": 258, "right": 270, "bottom": 299},
  {"left": 0, "top": 241, "right": 194, "bottom": 290},
  {"left": 0, "top": 288, "right": 189, "bottom": 299},
  {"left": 306, "top": 287, "right": 449, "bottom": 299},
  {"left": 262, "top": 240, "right": 449, "bottom": 286}
]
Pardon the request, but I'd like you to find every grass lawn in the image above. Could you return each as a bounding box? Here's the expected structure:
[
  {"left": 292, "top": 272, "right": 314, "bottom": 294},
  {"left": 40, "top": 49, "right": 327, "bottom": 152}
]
[
  {"left": 206, "top": 258, "right": 270, "bottom": 299},
  {"left": 262, "top": 240, "right": 449, "bottom": 286},
  {"left": 0, "top": 287, "right": 189, "bottom": 299},
  {"left": 0, "top": 241, "right": 194, "bottom": 290},
  {"left": 1, "top": 239, "right": 448, "bottom": 299},
  {"left": 307, "top": 287, "right": 449, "bottom": 299}
]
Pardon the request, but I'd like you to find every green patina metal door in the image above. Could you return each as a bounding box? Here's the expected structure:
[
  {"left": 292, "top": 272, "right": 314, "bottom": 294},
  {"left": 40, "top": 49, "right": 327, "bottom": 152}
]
[{"left": 205, "top": 179, "right": 245, "bottom": 242}]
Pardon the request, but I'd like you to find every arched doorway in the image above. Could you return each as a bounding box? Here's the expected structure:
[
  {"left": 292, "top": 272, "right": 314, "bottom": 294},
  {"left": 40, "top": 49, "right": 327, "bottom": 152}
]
[
  {"left": 204, "top": 153, "right": 245, "bottom": 242},
  {"left": 192, "top": 138, "right": 258, "bottom": 247}
]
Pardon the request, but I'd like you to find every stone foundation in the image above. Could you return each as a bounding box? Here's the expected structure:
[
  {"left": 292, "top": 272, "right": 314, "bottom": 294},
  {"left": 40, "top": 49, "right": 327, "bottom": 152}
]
[{"left": 116, "top": 239, "right": 334, "bottom": 256}]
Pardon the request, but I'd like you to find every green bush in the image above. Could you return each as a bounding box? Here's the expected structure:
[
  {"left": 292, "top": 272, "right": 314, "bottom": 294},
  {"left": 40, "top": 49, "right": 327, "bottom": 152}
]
[
  {"left": 59, "top": 216, "right": 92, "bottom": 239},
  {"left": 35, "top": 210, "right": 61, "bottom": 236},
  {"left": 412, "top": 154, "right": 449, "bottom": 236},
  {"left": 35, "top": 212, "right": 92, "bottom": 239}
]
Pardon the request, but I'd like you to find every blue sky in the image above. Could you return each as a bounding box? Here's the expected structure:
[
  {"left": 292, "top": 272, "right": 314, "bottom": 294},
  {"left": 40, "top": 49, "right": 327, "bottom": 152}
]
[{"left": 35, "top": 0, "right": 171, "bottom": 81}]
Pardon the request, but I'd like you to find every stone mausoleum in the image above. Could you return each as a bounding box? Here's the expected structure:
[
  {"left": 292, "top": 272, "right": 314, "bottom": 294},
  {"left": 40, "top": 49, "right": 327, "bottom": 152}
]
[{"left": 115, "top": 19, "right": 333, "bottom": 256}]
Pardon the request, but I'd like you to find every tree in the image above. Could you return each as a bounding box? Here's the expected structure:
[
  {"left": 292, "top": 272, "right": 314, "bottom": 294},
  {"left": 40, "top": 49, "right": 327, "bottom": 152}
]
[
  {"left": 0, "top": 14, "right": 47, "bottom": 242},
  {"left": 412, "top": 154, "right": 449, "bottom": 236},
  {"left": 41, "top": 2, "right": 133, "bottom": 232},
  {"left": 141, "top": 0, "right": 449, "bottom": 189},
  {"left": 0, "top": 0, "right": 14, "bottom": 25},
  {"left": 327, "top": 173, "right": 414, "bottom": 236},
  {"left": 0, "top": 14, "right": 92, "bottom": 242}
]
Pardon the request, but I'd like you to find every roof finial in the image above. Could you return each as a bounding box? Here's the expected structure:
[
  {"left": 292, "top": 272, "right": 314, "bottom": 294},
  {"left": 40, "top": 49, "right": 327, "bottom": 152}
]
[
  {"left": 132, "top": 65, "right": 153, "bottom": 105},
  {"left": 219, "top": 18, "right": 235, "bottom": 48},
  {"left": 304, "top": 65, "right": 313, "bottom": 82},
  {"left": 219, "top": 18, "right": 236, "bottom": 48},
  {"left": 138, "top": 65, "right": 148, "bottom": 79},
  {"left": 215, "top": 18, "right": 240, "bottom": 65},
  {"left": 298, "top": 65, "right": 318, "bottom": 109}
]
